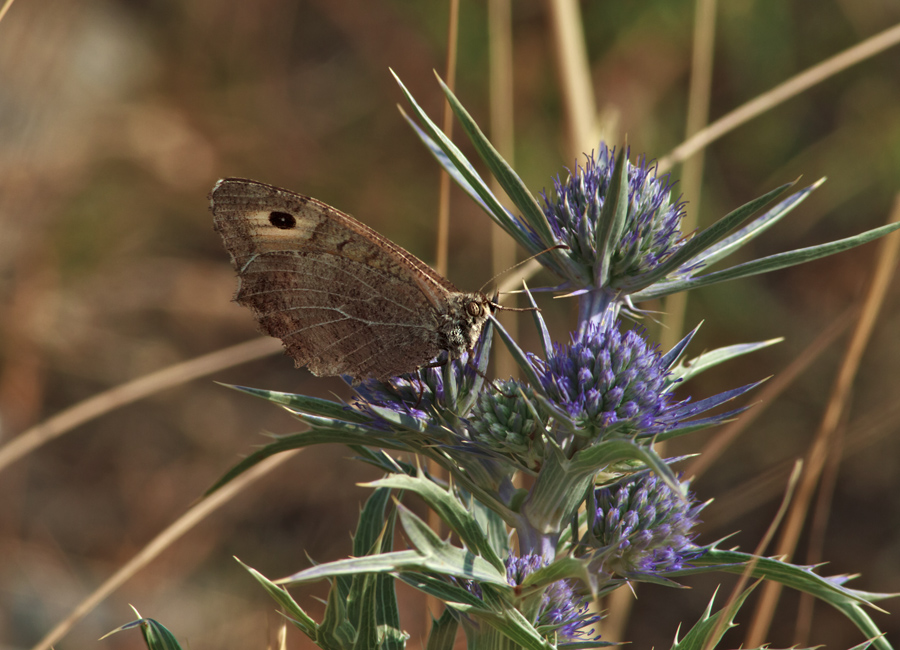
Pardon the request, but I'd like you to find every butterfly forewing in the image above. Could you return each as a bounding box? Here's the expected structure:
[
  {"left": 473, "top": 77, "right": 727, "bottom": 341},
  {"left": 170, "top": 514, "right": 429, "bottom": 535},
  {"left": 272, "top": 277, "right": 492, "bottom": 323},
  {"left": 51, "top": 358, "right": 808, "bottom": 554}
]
[{"left": 210, "top": 178, "right": 488, "bottom": 380}]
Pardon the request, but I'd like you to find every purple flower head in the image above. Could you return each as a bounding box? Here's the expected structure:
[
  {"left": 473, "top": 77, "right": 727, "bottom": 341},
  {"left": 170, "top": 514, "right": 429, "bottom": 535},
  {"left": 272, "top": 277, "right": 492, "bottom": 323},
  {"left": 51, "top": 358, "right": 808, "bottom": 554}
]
[
  {"left": 591, "top": 473, "right": 706, "bottom": 575},
  {"left": 532, "top": 321, "right": 675, "bottom": 443},
  {"left": 541, "top": 144, "right": 687, "bottom": 290},
  {"left": 351, "top": 333, "right": 490, "bottom": 425},
  {"left": 505, "top": 554, "right": 602, "bottom": 644}
]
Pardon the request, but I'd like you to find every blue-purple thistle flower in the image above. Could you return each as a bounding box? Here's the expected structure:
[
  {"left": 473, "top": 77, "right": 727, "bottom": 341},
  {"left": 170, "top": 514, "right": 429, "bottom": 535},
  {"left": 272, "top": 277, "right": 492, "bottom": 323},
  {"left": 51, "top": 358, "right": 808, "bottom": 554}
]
[
  {"left": 506, "top": 554, "right": 602, "bottom": 644},
  {"left": 532, "top": 321, "right": 676, "bottom": 445},
  {"left": 589, "top": 473, "right": 705, "bottom": 576},
  {"left": 541, "top": 144, "right": 687, "bottom": 291}
]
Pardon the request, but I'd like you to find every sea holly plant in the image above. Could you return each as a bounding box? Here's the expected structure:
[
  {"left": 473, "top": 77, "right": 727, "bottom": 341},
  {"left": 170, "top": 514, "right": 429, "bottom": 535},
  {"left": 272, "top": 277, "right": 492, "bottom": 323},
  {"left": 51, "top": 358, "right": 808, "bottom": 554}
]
[{"left": 194, "top": 76, "right": 900, "bottom": 650}]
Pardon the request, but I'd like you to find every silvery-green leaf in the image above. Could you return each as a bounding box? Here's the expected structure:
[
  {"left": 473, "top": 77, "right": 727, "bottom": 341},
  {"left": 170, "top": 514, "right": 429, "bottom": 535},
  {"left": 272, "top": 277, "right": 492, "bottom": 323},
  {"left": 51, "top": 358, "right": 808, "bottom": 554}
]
[
  {"left": 668, "top": 548, "right": 896, "bottom": 650},
  {"left": 237, "top": 559, "right": 318, "bottom": 638},
  {"left": 669, "top": 338, "right": 782, "bottom": 384},
  {"left": 436, "top": 76, "right": 557, "bottom": 252},
  {"left": 625, "top": 182, "right": 795, "bottom": 291},
  {"left": 220, "top": 383, "right": 371, "bottom": 423},
  {"left": 365, "top": 473, "right": 505, "bottom": 570},
  {"left": 670, "top": 584, "right": 757, "bottom": 650},
  {"left": 691, "top": 178, "right": 824, "bottom": 270},
  {"left": 101, "top": 616, "right": 183, "bottom": 650},
  {"left": 204, "top": 428, "right": 413, "bottom": 496},
  {"left": 632, "top": 220, "right": 900, "bottom": 301},
  {"left": 426, "top": 609, "right": 460, "bottom": 650},
  {"left": 392, "top": 72, "right": 537, "bottom": 255}
]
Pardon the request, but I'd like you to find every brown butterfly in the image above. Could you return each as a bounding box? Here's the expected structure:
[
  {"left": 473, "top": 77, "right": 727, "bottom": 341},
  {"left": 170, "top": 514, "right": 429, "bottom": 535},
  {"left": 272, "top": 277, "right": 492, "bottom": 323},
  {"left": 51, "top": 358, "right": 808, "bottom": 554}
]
[{"left": 210, "top": 178, "right": 493, "bottom": 381}]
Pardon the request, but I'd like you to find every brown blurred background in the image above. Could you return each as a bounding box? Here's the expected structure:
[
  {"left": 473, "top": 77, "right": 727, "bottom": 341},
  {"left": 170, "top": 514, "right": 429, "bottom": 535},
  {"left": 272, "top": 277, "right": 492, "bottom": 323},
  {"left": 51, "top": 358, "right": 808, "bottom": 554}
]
[{"left": 1, "top": 0, "right": 899, "bottom": 648}]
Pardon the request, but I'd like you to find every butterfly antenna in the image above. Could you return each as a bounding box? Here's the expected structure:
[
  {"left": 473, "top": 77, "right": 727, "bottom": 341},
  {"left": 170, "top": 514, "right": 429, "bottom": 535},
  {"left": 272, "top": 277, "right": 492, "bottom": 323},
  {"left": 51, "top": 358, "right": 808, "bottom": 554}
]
[{"left": 477, "top": 244, "right": 569, "bottom": 294}]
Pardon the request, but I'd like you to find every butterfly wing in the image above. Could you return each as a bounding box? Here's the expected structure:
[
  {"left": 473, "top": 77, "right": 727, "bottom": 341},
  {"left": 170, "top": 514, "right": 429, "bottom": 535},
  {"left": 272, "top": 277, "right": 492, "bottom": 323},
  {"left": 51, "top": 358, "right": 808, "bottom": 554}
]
[{"left": 211, "top": 178, "right": 456, "bottom": 380}]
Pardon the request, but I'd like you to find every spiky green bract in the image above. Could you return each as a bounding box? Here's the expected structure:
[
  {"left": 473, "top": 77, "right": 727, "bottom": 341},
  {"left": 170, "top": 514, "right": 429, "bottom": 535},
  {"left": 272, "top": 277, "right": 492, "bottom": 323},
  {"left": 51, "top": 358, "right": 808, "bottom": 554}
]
[
  {"left": 665, "top": 546, "right": 899, "bottom": 650},
  {"left": 238, "top": 489, "right": 408, "bottom": 650},
  {"left": 586, "top": 473, "right": 705, "bottom": 577},
  {"left": 669, "top": 585, "right": 757, "bottom": 650},
  {"left": 101, "top": 611, "right": 183, "bottom": 650}
]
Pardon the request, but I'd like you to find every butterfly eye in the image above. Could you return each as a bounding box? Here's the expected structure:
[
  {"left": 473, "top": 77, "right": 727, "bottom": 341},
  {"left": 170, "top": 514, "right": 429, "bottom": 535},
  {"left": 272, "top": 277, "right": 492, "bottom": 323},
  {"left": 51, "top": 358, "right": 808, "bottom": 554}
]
[
  {"left": 269, "top": 211, "right": 297, "bottom": 229},
  {"left": 466, "top": 301, "right": 483, "bottom": 317}
]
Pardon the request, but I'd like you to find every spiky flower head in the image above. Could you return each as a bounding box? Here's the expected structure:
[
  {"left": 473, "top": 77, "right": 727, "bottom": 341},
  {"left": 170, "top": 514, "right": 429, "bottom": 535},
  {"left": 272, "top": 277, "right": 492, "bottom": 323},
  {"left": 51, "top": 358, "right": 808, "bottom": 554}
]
[
  {"left": 590, "top": 473, "right": 705, "bottom": 575},
  {"left": 351, "top": 335, "right": 490, "bottom": 425},
  {"left": 468, "top": 379, "right": 545, "bottom": 470},
  {"left": 541, "top": 144, "right": 686, "bottom": 290},
  {"left": 532, "top": 322, "right": 675, "bottom": 447},
  {"left": 505, "top": 554, "right": 601, "bottom": 644}
]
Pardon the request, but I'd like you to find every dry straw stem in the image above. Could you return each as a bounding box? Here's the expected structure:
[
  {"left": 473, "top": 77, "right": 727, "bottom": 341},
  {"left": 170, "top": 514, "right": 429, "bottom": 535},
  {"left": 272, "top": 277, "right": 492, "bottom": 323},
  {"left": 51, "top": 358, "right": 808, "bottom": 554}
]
[
  {"left": 427, "top": 0, "right": 460, "bottom": 625},
  {"left": 659, "top": 0, "right": 717, "bottom": 352},
  {"left": 0, "top": 336, "right": 281, "bottom": 473},
  {"left": 703, "top": 393, "right": 900, "bottom": 532},
  {"left": 434, "top": 0, "right": 459, "bottom": 278},
  {"left": 31, "top": 449, "right": 300, "bottom": 650},
  {"left": 701, "top": 461, "right": 803, "bottom": 650},
  {"left": 658, "top": 21, "right": 900, "bottom": 174},
  {"left": 489, "top": 0, "right": 518, "bottom": 380},
  {"left": 0, "top": 0, "right": 16, "bottom": 25},
  {"left": 746, "top": 195, "right": 900, "bottom": 647},
  {"left": 686, "top": 308, "right": 855, "bottom": 481},
  {"left": 544, "top": 0, "right": 596, "bottom": 156}
]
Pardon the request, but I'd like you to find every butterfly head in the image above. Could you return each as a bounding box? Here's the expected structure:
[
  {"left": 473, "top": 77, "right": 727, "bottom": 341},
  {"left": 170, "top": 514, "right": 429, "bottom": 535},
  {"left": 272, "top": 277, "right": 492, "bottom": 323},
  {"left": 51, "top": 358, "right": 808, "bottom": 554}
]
[{"left": 440, "top": 292, "right": 494, "bottom": 360}]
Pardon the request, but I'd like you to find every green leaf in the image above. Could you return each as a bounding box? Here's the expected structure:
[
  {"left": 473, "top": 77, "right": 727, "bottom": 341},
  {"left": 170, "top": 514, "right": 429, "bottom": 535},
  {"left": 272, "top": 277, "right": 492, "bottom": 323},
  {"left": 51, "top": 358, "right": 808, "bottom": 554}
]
[
  {"left": 668, "top": 338, "right": 783, "bottom": 384},
  {"left": 426, "top": 608, "right": 460, "bottom": 650},
  {"left": 279, "top": 534, "right": 507, "bottom": 588},
  {"left": 353, "top": 574, "right": 379, "bottom": 650},
  {"left": 435, "top": 76, "right": 557, "bottom": 251},
  {"left": 669, "top": 548, "right": 897, "bottom": 650},
  {"left": 671, "top": 584, "right": 757, "bottom": 650},
  {"left": 353, "top": 488, "right": 393, "bottom": 557},
  {"left": 397, "top": 572, "right": 488, "bottom": 607},
  {"left": 633, "top": 220, "right": 900, "bottom": 302},
  {"left": 626, "top": 182, "right": 794, "bottom": 291},
  {"left": 467, "top": 491, "right": 511, "bottom": 564},
  {"left": 463, "top": 604, "right": 556, "bottom": 650},
  {"left": 692, "top": 179, "right": 824, "bottom": 269},
  {"left": 366, "top": 473, "right": 505, "bottom": 571},
  {"left": 319, "top": 576, "right": 358, "bottom": 650},
  {"left": 490, "top": 315, "right": 544, "bottom": 390},
  {"left": 237, "top": 559, "right": 319, "bottom": 639},
  {"left": 101, "top": 615, "right": 184, "bottom": 650},
  {"left": 570, "top": 439, "right": 680, "bottom": 495},
  {"left": 392, "top": 72, "right": 537, "bottom": 256},
  {"left": 220, "top": 384, "right": 372, "bottom": 424},
  {"left": 205, "top": 428, "right": 411, "bottom": 496}
]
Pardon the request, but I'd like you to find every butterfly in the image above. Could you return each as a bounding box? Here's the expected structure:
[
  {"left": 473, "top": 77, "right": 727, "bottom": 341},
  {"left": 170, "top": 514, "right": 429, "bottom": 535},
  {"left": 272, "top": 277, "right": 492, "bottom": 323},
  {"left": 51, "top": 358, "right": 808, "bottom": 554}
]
[{"left": 210, "top": 178, "right": 493, "bottom": 381}]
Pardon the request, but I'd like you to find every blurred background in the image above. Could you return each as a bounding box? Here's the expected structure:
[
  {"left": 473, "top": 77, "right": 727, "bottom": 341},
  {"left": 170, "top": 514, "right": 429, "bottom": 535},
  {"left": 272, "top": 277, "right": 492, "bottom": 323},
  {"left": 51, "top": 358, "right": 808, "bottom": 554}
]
[{"left": 1, "top": 0, "right": 899, "bottom": 648}]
